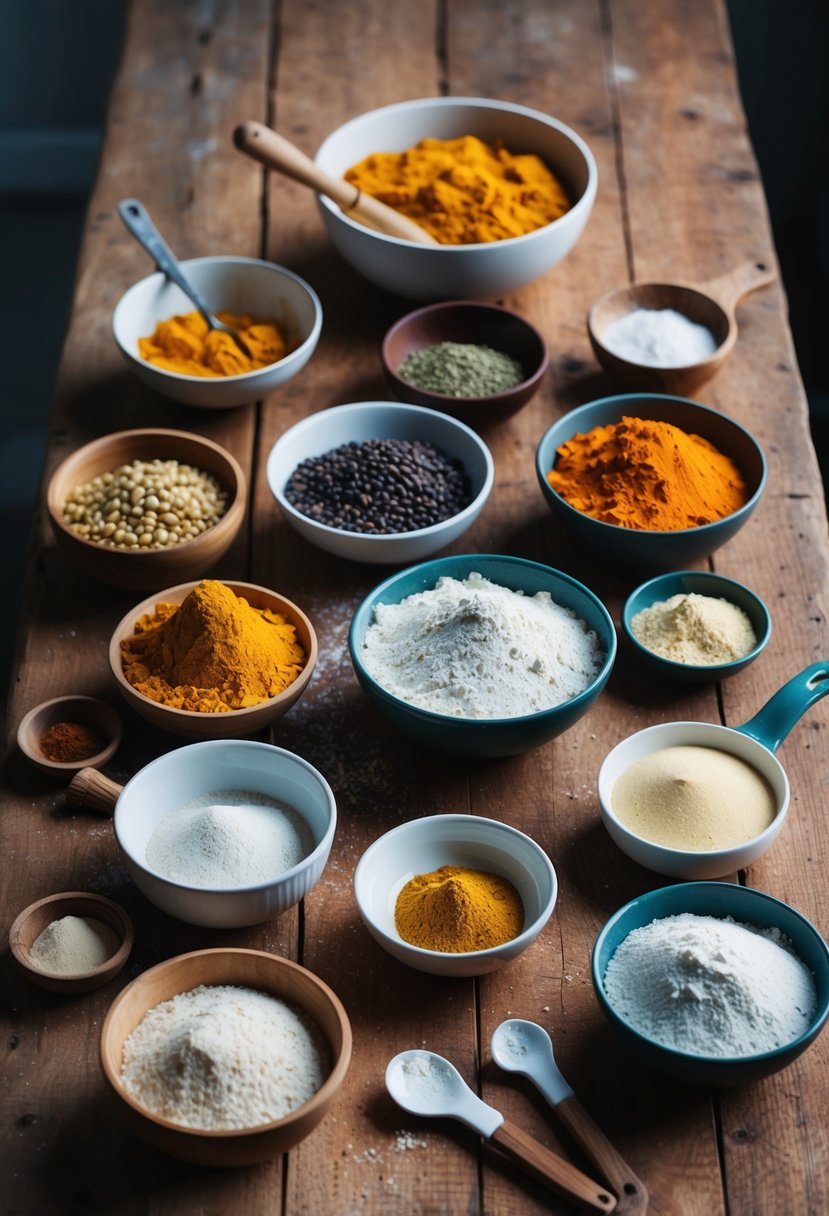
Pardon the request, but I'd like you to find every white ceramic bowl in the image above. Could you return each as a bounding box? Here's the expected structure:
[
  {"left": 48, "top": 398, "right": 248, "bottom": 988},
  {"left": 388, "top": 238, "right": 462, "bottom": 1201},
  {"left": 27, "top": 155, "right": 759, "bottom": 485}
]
[
  {"left": 266, "top": 401, "right": 494, "bottom": 564},
  {"left": 314, "top": 97, "right": 597, "bottom": 300},
  {"left": 112, "top": 740, "right": 336, "bottom": 928},
  {"left": 113, "top": 256, "right": 322, "bottom": 408},
  {"left": 353, "top": 814, "right": 558, "bottom": 977},
  {"left": 597, "top": 721, "right": 789, "bottom": 880}
]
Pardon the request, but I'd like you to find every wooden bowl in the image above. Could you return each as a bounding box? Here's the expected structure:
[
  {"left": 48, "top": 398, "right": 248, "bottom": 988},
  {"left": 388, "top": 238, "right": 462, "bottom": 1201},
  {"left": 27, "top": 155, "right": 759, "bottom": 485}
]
[
  {"left": 47, "top": 428, "right": 246, "bottom": 591},
  {"left": 10, "top": 891, "right": 134, "bottom": 993},
  {"left": 17, "top": 694, "right": 123, "bottom": 776},
  {"left": 100, "top": 948, "right": 352, "bottom": 1166},
  {"left": 382, "top": 301, "right": 548, "bottom": 428},
  {"left": 109, "top": 580, "right": 317, "bottom": 739}
]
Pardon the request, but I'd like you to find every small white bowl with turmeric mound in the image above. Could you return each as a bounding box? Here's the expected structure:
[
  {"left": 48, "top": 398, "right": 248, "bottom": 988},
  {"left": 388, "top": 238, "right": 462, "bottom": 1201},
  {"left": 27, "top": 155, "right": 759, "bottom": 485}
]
[{"left": 113, "top": 256, "right": 322, "bottom": 408}]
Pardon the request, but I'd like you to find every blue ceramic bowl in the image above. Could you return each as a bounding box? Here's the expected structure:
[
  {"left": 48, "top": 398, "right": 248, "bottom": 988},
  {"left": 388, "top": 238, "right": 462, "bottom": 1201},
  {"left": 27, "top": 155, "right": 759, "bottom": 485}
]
[
  {"left": 348, "top": 554, "right": 616, "bottom": 757},
  {"left": 592, "top": 882, "right": 829, "bottom": 1087},
  {"left": 535, "top": 395, "right": 766, "bottom": 568},
  {"left": 622, "top": 570, "right": 772, "bottom": 683}
]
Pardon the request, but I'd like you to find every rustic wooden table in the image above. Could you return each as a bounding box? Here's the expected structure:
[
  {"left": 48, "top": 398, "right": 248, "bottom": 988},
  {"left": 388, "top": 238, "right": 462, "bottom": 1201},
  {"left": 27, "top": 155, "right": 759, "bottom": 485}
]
[{"left": 3, "top": 1, "right": 828, "bottom": 1213}]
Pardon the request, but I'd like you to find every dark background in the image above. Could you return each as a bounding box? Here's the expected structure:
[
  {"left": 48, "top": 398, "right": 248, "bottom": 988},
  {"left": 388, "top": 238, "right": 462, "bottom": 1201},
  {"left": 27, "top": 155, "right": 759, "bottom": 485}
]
[{"left": 1, "top": 0, "right": 827, "bottom": 693}]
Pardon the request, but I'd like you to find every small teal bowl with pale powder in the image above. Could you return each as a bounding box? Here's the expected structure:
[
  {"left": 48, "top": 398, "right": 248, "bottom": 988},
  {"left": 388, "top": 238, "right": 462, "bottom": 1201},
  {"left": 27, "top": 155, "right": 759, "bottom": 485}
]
[
  {"left": 622, "top": 570, "right": 772, "bottom": 683},
  {"left": 592, "top": 882, "right": 829, "bottom": 1087},
  {"left": 348, "top": 554, "right": 616, "bottom": 757}
]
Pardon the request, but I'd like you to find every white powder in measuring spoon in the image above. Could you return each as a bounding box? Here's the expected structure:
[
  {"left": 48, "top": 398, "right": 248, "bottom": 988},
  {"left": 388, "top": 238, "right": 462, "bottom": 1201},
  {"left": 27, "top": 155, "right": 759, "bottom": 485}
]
[
  {"left": 120, "top": 984, "right": 328, "bottom": 1130},
  {"left": 360, "top": 572, "right": 603, "bottom": 719},
  {"left": 603, "top": 913, "right": 817, "bottom": 1056},
  {"left": 145, "top": 789, "right": 313, "bottom": 888},
  {"left": 602, "top": 307, "right": 718, "bottom": 367}
]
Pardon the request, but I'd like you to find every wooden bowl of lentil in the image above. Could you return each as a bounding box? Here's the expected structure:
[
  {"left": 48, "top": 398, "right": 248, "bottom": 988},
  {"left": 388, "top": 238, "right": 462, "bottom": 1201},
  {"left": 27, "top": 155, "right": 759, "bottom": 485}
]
[
  {"left": 99, "top": 948, "right": 352, "bottom": 1165},
  {"left": 46, "top": 428, "right": 246, "bottom": 591},
  {"left": 109, "top": 580, "right": 318, "bottom": 739}
]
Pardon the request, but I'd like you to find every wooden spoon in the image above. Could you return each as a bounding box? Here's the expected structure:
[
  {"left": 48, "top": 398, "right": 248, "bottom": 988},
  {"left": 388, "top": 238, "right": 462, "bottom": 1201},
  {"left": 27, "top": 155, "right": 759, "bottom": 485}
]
[
  {"left": 233, "top": 121, "right": 437, "bottom": 245},
  {"left": 587, "top": 258, "right": 776, "bottom": 395},
  {"left": 66, "top": 767, "right": 123, "bottom": 814}
]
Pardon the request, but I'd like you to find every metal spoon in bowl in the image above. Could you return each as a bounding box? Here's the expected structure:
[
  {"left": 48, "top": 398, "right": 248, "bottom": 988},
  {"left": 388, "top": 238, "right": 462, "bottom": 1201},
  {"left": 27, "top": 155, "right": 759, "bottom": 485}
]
[
  {"left": 491, "top": 1020, "right": 647, "bottom": 1213},
  {"left": 117, "top": 198, "right": 253, "bottom": 359},
  {"left": 385, "top": 1049, "right": 617, "bottom": 1213}
]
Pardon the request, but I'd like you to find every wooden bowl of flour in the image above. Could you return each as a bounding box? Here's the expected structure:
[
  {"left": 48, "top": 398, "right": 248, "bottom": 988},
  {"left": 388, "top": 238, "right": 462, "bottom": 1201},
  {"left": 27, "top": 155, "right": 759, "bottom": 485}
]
[
  {"left": 100, "top": 948, "right": 352, "bottom": 1165},
  {"left": 10, "top": 891, "right": 133, "bottom": 993}
]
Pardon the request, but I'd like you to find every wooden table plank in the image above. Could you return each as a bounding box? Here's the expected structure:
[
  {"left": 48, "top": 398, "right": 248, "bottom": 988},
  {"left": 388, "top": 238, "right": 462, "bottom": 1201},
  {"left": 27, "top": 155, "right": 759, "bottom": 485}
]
[{"left": 2, "top": 1, "right": 828, "bottom": 1214}]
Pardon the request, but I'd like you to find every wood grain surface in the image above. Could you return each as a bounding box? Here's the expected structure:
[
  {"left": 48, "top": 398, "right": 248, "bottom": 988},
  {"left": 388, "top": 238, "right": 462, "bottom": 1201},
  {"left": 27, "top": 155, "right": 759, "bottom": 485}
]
[{"left": 2, "top": 1, "right": 827, "bottom": 1214}]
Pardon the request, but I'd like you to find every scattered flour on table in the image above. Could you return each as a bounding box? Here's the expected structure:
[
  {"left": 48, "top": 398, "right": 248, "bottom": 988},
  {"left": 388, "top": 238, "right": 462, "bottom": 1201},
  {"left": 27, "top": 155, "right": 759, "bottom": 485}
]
[
  {"left": 144, "top": 788, "right": 313, "bottom": 888},
  {"left": 360, "top": 572, "right": 603, "bottom": 719},
  {"left": 120, "top": 984, "right": 328, "bottom": 1130},
  {"left": 603, "top": 913, "right": 817, "bottom": 1056}
]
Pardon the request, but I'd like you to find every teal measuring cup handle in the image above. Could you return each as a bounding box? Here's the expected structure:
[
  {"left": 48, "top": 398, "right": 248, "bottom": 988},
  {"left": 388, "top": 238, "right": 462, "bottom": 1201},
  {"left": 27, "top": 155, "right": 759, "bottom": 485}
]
[{"left": 736, "top": 662, "right": 829, "bottom": 752}]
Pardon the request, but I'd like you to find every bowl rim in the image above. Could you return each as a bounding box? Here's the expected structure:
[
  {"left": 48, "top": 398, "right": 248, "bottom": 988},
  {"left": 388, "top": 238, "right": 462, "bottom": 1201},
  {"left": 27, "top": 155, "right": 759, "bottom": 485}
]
[
  {"left": 10, "top": 890, "right": 134, "bottom": 981},
  {"left": 315, "top": 95, "right": 598, "bottom": 249},
  {"left": 111, "top": 738, "right": 337, "bottom": 895},
  {"left": 16, "top": 694, "right": 124, "bottom": 772},
  {"left": 99, "top": 947, "right": 352, "bottom": 1138},
  {"left": 591, "top": 881, "right": 829, "bottom": 1065},
  {"left": 535, "top": 393, "right": 768, "bottom": 536},
  {"left": 381, "top": 299, "right": 550, "bottom": 403},
  {"left": 353, "top": 812, "right": 558, "bottom": 959},
  {"left": 109, "top": 579, "right": 318, "bottom": 725},
  {"left": 46, "top": 426, "right": 246, "bottom": 558},
  {"left": 621, "top": 569, "right": 773, "bottom": 675},
  {"left": 112, "top": 255, "right": 323, "bottom": 384},
  {"left": 267, "top": 400, "right": 495, "bottom": 542},
  {"left": 348, "top": 553, "right": 617, "bottom": 725}
]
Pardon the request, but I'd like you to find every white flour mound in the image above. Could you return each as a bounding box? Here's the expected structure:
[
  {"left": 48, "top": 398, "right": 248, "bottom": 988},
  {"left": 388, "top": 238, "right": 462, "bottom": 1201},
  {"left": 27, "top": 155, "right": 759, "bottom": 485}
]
[
  {"left": 604, "top": 913, "right": 817, "bottom": 1057},
  {"left": 360, "top": 572, "right": 603, "bottom": 719},
  {"left": 120, "top": 984, "right": 328, "bottom": 1130}
]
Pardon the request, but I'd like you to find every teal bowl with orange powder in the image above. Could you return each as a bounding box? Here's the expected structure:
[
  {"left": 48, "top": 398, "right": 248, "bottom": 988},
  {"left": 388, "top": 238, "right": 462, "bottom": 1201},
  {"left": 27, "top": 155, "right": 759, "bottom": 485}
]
[{"left": 535, "top": 394, "right": 766, "bottom": 568}]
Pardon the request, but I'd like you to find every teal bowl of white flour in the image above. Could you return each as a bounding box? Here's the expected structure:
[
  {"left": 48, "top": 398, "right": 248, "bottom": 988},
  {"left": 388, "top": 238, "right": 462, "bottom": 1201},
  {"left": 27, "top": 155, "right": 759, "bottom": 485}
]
[
  {"left": 592, "top": 882, "right": 829, "bottom": 1087},
  {"left": 348, "top": 553, "right": 616, "bottom": 757}
]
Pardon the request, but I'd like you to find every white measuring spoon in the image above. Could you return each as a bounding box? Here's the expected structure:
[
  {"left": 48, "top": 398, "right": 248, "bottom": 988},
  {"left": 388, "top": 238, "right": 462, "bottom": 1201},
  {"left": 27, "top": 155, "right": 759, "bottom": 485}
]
[
  {"left": 491, "top": 1021, "right": 648, "bottom": 1213},
  {"left": 386, "top": 1049, "right": 617, "bottom": 1213}
]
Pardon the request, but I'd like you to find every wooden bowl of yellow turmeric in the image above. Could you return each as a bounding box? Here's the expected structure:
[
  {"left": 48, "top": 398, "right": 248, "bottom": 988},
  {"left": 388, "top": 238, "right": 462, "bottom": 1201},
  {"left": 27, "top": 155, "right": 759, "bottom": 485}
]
[
  {"left": 535, "top": 394, "right": 767, "bottom": 569},
  {"left": 108, "top": 579, "right": 318, "bottom": 739}
]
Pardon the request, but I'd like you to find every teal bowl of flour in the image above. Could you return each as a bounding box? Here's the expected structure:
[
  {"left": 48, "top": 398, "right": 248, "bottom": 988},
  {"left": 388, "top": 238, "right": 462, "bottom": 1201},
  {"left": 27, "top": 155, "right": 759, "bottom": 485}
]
[
  {"left": 592, "top": 882, "right": 829, "bottom": 1087},
  {"left": 348, "top": 553, "right": 616, "bottom": 758}
]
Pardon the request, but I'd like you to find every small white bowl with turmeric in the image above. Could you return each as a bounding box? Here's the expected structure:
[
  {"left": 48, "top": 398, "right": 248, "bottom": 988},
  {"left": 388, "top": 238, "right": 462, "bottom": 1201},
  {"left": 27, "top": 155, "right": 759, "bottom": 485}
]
[{"left": 113, "top": 256, "right": 322, "bottom": 408}]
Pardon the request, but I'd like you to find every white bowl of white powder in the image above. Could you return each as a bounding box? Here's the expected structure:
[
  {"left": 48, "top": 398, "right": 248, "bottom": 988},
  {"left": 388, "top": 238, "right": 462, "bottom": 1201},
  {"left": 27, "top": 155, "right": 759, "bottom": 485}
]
[
  {"left": 592, "top": 882, "right": 829, "bottom": 1086},
  {"left": 112, "top": 739, "right": 336, "bottom": 927},
  {"left": 349, "top": 554, "right": 615, "bottom": 756}
]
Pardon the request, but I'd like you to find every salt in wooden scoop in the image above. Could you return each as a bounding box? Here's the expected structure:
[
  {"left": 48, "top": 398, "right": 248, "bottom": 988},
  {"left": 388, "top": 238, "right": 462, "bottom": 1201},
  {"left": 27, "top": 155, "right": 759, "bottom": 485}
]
[
  {"left": 386, "top": 1049, "right": 616, "bottom": 1212},
  {"left": 233, "top": 121, "right": 437, "bottom": 245},
  {"left": 491, "top": 1019, "right": 648, "bottom": 1213}
]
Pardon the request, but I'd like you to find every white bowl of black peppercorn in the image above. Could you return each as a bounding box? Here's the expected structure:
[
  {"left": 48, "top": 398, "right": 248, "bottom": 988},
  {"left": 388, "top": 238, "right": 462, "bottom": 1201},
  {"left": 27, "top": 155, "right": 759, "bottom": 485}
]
[{"left": 266, "top": 401, "right": 494, "bottom": 563}]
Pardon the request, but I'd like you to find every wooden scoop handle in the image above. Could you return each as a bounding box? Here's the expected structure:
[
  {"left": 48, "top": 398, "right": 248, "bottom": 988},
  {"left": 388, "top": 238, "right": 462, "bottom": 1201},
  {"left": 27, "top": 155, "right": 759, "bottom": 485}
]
[
  {"left": 695, "top": 259, "right": 776, "bottom": 316},
  {"left": 556, "top": 1096, "right": 648, "bottom": 1213},
  {"left": 66, "top": 767, "right": 123, "bottom": 815},
  {"left": 232, "top": 121, "right": 436, "bottom": 245},
  {"left": 490, "top": 1120, "right": 617, "bottom": 1213}
]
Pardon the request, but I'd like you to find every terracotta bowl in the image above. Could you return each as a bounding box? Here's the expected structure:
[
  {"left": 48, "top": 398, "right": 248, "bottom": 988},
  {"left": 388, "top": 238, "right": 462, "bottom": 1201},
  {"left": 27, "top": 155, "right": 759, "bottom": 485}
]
[
  {"left": 17, "top": 695, "right": 123, "bottom": 776},
  {"left": 47, "top": 428, "right": 246, "bottom": 592},
  {"left": 100, "top": 948, "right": 352, "bottom": 1166},
  {"left": 381, "top": 301, "right": 548, "bottom": 428},
  {"left": 109, "top": 580, "right": 317, "bottom": 739},
  {"left": 10, "top": 891, "right": 134, "bottom": 993}
]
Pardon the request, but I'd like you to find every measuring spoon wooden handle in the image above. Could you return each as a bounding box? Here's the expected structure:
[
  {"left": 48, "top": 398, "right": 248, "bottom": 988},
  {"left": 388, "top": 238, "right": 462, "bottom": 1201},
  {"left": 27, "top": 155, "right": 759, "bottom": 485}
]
[
  {"left": 695, "top": 259, "right": 776, "bottom": 316},
  {"left": 555, "top": 1096, "right": 648, "bottom": 1213},
  {"left": 490, "top": 1120, "right": 617, "bottom": 1213},
  {"left": 66, "top": 767, "right": 123, "bottom": 815},
  {"left": 232, "top": 121, "right": 436, "bottom": 244}
]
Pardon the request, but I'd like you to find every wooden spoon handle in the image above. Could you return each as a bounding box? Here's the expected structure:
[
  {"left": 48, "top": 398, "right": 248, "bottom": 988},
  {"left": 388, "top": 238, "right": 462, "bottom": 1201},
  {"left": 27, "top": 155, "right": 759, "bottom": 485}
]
[
  {"left": 695, "top": 259, "right": 776, "bottom": 315},
  {"left": 556, "top": 1096, "right": 648, "bottom": 1213},
  {"left": 490, "top": 1120, "right": 617, "bottom": 1213},
  {"left": 232, "top": 121, "right": 436, "bottom": 244},
  {"left": 66, "top": 767, "right": 123, "bottom": 815}
]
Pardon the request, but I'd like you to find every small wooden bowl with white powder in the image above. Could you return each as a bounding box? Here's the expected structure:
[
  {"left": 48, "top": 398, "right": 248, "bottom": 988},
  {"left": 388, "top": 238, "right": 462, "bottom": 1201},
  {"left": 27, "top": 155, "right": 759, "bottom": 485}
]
[
  {"left": 99, "top": 947, "right": 351, "bottom": 1166},
  {"left": 10, "top": 891, "right": 133, "bottom": 994}
]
